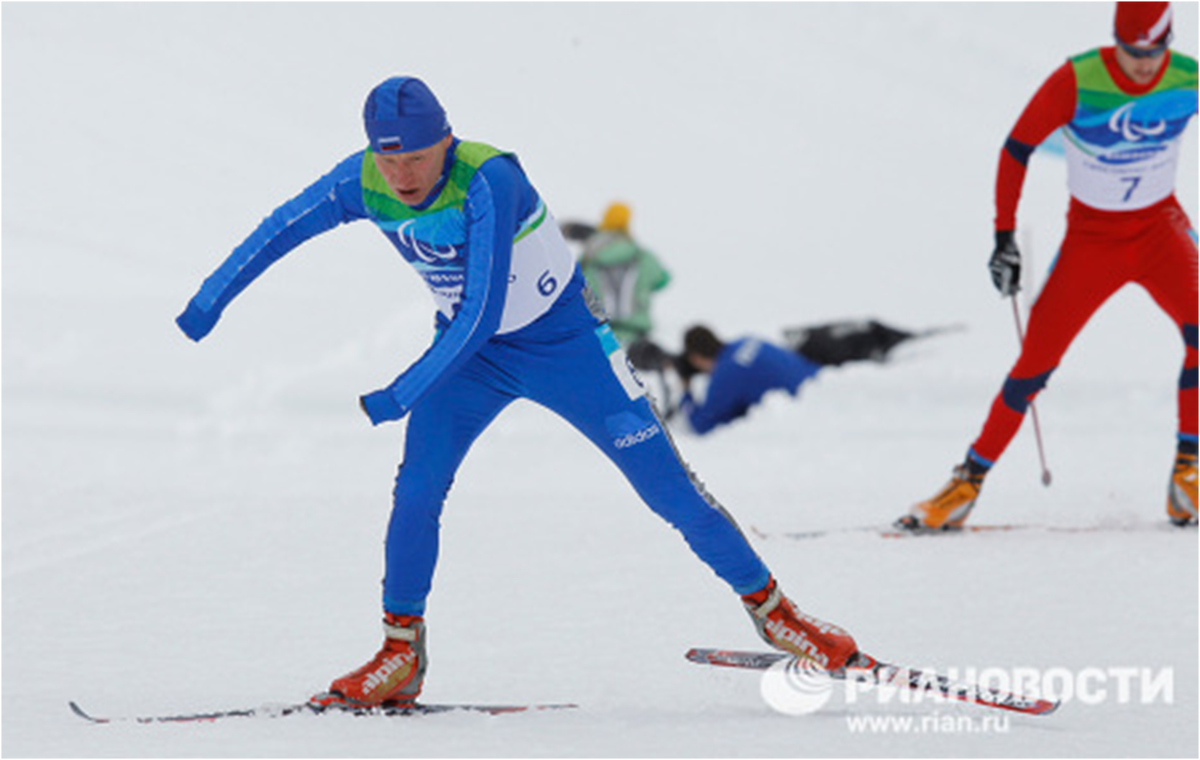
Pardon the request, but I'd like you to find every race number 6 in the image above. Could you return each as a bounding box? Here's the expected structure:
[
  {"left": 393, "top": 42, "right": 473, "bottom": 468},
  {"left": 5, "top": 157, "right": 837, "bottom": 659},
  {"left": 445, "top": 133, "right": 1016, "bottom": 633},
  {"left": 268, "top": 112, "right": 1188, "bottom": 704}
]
[{"left": 537, "top": 270, "right": 558, "bottom": 297}]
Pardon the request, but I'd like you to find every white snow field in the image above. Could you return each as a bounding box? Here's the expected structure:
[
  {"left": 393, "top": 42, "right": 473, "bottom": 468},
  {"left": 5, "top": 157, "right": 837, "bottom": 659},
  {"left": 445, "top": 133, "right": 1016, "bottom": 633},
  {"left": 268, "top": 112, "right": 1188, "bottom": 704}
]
[{"left": 3, "top": 2, "right": 1197, "bottom": 757}]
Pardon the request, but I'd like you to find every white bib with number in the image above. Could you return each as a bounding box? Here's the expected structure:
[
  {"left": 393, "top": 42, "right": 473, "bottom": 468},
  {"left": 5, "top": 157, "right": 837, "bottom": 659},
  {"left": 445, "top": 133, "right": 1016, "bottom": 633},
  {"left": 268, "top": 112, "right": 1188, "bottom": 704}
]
[
  {"left": 1063, "top": 122, "right": 1183, "bottom": 211},
  {"left": 1061, "top": 49, "right": 1197, "bottom": 212}
]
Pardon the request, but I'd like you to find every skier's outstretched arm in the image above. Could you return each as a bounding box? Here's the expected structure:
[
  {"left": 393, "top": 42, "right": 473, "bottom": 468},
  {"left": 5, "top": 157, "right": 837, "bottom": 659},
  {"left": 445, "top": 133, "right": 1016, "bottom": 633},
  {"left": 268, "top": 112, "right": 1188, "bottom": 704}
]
[{"left": 176, "top": 152, "right": 368, "bottom": 342}]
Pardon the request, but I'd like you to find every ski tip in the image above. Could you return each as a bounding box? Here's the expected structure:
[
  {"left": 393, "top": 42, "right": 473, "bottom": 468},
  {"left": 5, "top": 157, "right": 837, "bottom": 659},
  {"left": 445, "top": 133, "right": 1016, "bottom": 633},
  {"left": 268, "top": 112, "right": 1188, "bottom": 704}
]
[
  {"left": 1029, "top": 698, "right": 1062, "bottom": 716},
  {"left": 844, "top": 651, "right": 878, "bottom": 670},
  {"left": 68, "top": 701, "right": 105, "bottom": 723}
]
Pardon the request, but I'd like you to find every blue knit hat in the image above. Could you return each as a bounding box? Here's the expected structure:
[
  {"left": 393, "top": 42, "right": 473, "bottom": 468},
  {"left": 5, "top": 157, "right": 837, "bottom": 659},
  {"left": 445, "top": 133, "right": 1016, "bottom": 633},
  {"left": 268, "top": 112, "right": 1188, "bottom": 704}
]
[{"left": 363, "top": 76, "right": 451, "bottom": 154}]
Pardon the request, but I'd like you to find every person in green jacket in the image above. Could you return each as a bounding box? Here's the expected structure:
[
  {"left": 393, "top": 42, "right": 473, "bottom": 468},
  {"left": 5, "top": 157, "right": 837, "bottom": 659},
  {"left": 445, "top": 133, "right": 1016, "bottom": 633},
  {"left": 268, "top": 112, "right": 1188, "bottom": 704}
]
[{"left": 578, "top": 201, "right": 671, "bottom": 348}]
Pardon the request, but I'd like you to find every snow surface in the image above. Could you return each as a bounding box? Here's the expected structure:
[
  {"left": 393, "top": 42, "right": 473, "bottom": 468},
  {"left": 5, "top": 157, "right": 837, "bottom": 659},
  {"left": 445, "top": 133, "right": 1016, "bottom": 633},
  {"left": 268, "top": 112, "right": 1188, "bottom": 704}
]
[{"left": 3, "top": 2, "right": 1198, "bottom": 757}]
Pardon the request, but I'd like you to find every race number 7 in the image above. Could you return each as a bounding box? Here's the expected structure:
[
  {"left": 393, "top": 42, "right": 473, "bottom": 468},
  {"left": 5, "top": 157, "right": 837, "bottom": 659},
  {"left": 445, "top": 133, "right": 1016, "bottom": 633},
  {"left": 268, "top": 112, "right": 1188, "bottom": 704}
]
[{"left": 1120, "top": 176, "right": 1141, "bottom": 203}]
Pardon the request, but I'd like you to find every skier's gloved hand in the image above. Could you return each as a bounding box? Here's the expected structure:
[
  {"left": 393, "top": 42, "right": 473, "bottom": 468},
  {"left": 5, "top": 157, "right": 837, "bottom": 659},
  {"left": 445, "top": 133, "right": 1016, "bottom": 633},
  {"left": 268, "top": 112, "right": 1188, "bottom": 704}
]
[{"left": 988, "top": 231, "right": 1021, "bottom": 296}]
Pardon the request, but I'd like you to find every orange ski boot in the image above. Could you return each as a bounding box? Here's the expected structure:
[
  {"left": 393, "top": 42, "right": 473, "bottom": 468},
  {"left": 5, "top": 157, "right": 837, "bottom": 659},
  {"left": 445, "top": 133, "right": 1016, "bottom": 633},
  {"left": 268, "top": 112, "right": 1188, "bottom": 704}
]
[
  {"left": 1168, "top": 451, "right": 1198, "bottom": 526},
  {"left": 897, "top": 463, "right": 985, "bottom": 532},
  {"left": 312, "top": 613, "right": 427, "bottom": 710}
]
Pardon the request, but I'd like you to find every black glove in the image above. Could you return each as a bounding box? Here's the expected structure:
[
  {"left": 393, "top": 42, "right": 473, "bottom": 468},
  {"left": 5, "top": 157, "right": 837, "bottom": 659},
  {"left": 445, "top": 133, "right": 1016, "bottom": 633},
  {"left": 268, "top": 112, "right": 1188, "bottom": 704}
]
[{"left": 988, "top": 230, "right": 1021, "bottom": 296}]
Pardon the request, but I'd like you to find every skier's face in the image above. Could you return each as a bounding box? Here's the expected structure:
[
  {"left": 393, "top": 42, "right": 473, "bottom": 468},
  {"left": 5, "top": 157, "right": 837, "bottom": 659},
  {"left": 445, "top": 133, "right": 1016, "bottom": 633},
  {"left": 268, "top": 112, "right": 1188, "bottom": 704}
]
[
  {"left": 1114, "top": 43, "right": 1168, "bottom": 85},
  {"left": 373, "top": 135, "right": 453, "bottom": 206}
]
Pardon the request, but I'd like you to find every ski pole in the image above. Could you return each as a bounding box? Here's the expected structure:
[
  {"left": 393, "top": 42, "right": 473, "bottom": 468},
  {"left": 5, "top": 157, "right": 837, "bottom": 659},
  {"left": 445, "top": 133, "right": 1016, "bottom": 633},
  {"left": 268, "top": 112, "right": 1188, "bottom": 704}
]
[{"left": 1009, "top": 294, "right": 1052, "bottom": 487}]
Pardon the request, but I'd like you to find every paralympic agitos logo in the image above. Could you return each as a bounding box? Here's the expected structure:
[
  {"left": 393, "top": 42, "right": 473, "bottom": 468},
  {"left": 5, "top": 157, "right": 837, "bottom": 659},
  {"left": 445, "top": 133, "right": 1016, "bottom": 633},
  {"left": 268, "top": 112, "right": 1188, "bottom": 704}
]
[
  {"left": 396, "top": 219, "right": 462, "bottom": 264},
  {"left": 1108, "top": 102, "right": 1167, "bottom": 143},
  {"left": 1095, "top": 102, "right": 1170, "bottom": 165}
]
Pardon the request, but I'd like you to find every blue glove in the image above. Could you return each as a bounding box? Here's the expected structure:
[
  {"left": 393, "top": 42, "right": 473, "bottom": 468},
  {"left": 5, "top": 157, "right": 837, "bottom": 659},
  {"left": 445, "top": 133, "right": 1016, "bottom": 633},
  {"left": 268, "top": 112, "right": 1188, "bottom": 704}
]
[
  {"left": 359, "top": 388, "right": 407, "bottom": 426},
  {"left": 176, "top": 301, "right": 219, "bottom": 342},
  {"left": 988, "top": 231, "right": 1022, "bottom": 296}
]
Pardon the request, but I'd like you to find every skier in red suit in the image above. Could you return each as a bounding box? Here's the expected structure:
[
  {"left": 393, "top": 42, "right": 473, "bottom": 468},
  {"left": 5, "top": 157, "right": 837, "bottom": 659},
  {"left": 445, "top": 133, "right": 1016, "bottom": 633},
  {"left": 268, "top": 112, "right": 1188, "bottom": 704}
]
[{"left": 900, "top": 2, "right": 1198, "bottom": 531}]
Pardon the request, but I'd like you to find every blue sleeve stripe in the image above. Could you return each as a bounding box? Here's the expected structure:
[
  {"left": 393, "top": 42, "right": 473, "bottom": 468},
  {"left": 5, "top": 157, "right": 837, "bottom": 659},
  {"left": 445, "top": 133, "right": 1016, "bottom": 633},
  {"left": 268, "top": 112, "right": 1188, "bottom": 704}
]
[
  {"left": 1004, "top": 136, "right": 1037, "bottom": 166},
  {"left": 1184, "top": 323, "right": 1198, "bottom": 350}
]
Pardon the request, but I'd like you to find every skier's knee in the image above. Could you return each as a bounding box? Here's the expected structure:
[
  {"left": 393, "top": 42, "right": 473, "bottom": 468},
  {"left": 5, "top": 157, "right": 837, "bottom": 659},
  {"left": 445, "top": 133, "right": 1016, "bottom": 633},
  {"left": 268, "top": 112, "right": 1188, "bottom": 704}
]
[{"left": 1001, "top": 370, "right": 1053, "bottom": 413}]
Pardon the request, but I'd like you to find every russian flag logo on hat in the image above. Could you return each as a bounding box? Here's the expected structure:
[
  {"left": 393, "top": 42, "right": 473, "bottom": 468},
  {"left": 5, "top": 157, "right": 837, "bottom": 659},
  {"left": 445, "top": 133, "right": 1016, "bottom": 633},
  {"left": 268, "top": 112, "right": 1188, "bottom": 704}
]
[{"left": 363, "top": 76, "right": 450, "bottom": 154}]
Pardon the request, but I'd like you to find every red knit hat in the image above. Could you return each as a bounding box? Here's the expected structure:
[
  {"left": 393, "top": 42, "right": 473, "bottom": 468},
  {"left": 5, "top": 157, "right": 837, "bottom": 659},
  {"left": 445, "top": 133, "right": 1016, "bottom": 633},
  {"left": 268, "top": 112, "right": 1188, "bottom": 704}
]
[{"left": 1114, "top": 2, "right": 1173, "bottom": 49}]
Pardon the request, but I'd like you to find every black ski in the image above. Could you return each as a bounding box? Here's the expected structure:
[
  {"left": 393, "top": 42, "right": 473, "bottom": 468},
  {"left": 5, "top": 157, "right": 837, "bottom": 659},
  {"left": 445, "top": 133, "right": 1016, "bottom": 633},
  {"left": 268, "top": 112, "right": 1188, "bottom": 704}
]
[
  {"left": 752, "top": 520, "right": 1193, "bottom": 541},
  {"left": 686, "top": 648, "right": 1060, "bottom": 716},
  {"left": 69, "top": 698, "right": 576, "bottom": 724}
]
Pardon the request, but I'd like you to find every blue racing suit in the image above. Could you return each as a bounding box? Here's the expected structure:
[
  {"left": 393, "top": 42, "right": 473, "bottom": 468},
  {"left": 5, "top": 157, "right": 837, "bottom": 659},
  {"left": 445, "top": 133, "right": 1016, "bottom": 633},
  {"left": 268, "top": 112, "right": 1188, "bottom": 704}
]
[
  {"left": 177, "top": 139, "right": 770, "bottom": 615},
  {"left": 680, "top": 338, "right": 822, "bottom": 435}
]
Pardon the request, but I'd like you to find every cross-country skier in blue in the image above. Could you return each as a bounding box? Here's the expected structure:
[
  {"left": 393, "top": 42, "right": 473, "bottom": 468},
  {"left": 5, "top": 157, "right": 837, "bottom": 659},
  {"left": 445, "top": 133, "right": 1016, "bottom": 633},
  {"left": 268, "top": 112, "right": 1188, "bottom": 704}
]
[
  {"left": 677, "top": 325, "right": 824, "bottom": 436},
  {"left": 176, "top": 76, "right": 858, "bottom": 709},
  {"left": 673, "top": 322, "right": 921, "bottom": 435}
]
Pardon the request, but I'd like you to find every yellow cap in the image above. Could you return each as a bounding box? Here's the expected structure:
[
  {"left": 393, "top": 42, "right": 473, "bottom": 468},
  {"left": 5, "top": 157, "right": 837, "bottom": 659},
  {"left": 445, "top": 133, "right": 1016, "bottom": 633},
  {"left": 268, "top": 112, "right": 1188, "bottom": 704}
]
[{"left": 599, "top": 202, "right": 632, "bottom": 232}]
